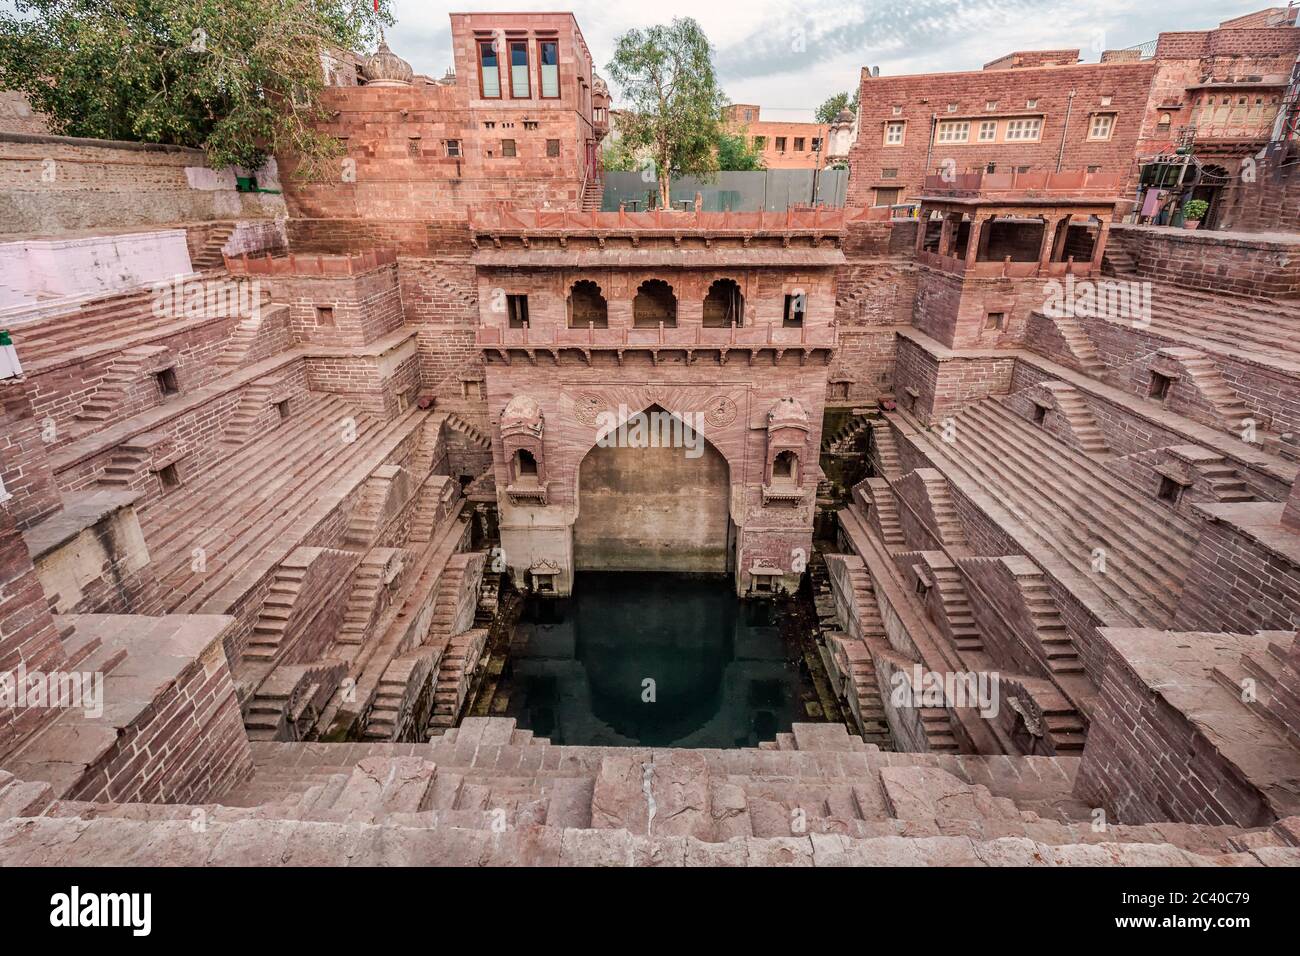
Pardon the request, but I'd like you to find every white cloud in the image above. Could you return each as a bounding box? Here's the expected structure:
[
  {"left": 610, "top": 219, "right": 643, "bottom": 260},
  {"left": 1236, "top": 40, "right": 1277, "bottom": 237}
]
[{"left": 384, "top": 0, "right": 1277, "bottom": 121}]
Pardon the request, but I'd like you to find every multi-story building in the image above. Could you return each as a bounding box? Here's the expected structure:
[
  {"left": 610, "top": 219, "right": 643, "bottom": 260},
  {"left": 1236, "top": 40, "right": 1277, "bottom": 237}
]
[
  {"left": 722, "top": 104, "right": 831, "bottom": 169},
  {"left": 847, "top": 5, "right": 1300, "bottom": 220},
  {"left": 287, "top": 12, "right": 611, "bottom": 225}
]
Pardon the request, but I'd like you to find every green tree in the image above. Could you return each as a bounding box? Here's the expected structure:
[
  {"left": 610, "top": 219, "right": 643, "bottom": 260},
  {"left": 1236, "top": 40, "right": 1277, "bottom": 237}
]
[
  {"left": 715, "top": 129, "right": 765, "bottom": 171},
  {"left": 0, "top": 0, "right": 393, "bottom": 178},
  {"left": 815, "top": 89, "right": 859, "bottom": 124},
  {"left": 606, "top": 17, "right": 726, "bottom": 208}
]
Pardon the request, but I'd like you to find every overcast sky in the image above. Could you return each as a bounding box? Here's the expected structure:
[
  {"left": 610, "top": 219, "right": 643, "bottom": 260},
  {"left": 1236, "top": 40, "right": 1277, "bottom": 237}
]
[{"left": 386, "top": 0, "right": 1274, "bottom": 120}]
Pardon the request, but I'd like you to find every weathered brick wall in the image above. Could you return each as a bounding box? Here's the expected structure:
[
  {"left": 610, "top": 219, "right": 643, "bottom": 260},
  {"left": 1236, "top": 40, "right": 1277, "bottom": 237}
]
[
  {"left": 1107, "top": 224, "right": 1300, "bottom": 299},
  {"left": 910, "top": 267, "right": 1049, "bottom": 350},
  {"left": 283, "top": 265, "right": 405, "bottom": 348},
  {"left": 1216, "top": 152, "right": 1300, "bottom": 234},
  {"left": 0, "top": 378, "right": 62, "bottom": 530},
  {"left": 848, "top": 60, "right": 1158, "bottom": 204},
  {"left": 894, "top": 334, "right": 1015, "bottom": 424},
  {"left": 398, "top": 258, "right": 483, "bottom": 422},
  {"left": 0, "top": 507, "right": 67, "bottom": 760},
  {"left": 63, "top": 625, "right": 253, "bottom": 804},
  {"left": 0, "top": 134, "right": 284, "bottom": 235},
  {"left": 0, "top": 91, "right": 49, "bottom": 135},
  {"left": 1075, "top": 628, "right": 1284, "bottom": 827},
  {"left": 1174, "top": 513, "right": 1300, "bottom": 633}
]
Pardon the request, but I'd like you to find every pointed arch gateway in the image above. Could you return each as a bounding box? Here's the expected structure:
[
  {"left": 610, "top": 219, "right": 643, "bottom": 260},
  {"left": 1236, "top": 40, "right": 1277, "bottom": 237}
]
[{"left": 573, "top": 404, "right": 734, "bottom": 574}]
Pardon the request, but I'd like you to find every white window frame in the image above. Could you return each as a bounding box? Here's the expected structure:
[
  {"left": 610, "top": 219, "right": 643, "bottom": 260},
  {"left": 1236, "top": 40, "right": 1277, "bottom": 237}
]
[
  {"left": 978, "top": 120, "right": 998, "bottom": 142},
  {"left": 1088, "top": 113, "right": 1115, "bottom": 141},
  {"left": 936, "top": 120, "right": 970, "bottom": 144},
  {"left": 1005, "top": 118, "right": 1042, "bottom": 141},
  {"left": 884, "top": 121, "right": 906, "bottom": 146}
]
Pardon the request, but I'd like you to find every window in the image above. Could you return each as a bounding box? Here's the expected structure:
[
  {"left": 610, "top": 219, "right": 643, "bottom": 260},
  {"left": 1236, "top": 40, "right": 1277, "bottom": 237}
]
[
  {"left": 936, "top": 120, "right": 969, "bottom": 143},
  {"left": 874, "top": 187, "right": 901, "bottom": 207},
  {"left": 538, "top": 39, "right": 559, "bottom": 98},
  {"left": 534, "top": 573, "right": 555, "bottom": 593},
  {"left": 407, "top": 137, "right": 421, "bottom": 156},
  {"left": 1005, "top": 118, "right": 1041, "bottom": 141},
  {"left": 446, "top": 139, "right": 461, "bottom": 157},
  {"left": 772, "top": 451, "right": 798, "bottom": 485},
  {"left": 985, "top": 100, "right": 998, "bottom": 110},
  {"left": 1100, "top": 95, "right": 1113, "bottom": 107},
  {"left": 985, "top": 311, "right": 1005, "bottom": 330},
  {"left": 744, "top": 109, "right": 753, "bottom": 122},
  {"left": 794, "top": 137, "right": 805, "bottom": 151},
  {"left": 158, "top": 463, "right": 181, "bottom": 491},
  {"left": 1026, "top": 99, "right": 1038, "bottom": 108},
  {"left": 478, "top": 40, "right": 501, "bottom": 98},
  {"left": 501, "top": 138, "right": 517, "bottom": 157},
  {"left": 514, "top": 449, "right": 538, "bottom": 481},
  {"left": 946, "top": 103, "right": 958, "bottom": 112},
  {"left": 1032, "top": 403, "right": 1048, "bottom": 426},
  {"left": 892, "top": 105, "right": 903, "bottom": 116},
  {"left": 276, "top": 400, "right": 291, "bottom": 421},
  {"left": 633, "top": 279, "right": 677, "bottom": 328},
  {"left": 156, "top": 367, "right": 180, "bottom": 397},
  {"left": 315, "top": 306, "right": 335, "bottom": 326},
  {"left": 1088, "top": 114, "right": 1115, "bottom": 140},
  {"left": 978, "top": 120, "right": 997, "bottom": 142},
  {"left": 775, "top": 136, "right": 787, "bottom": 151},
  {"left": 885, "top": 121, "right": 905, "bottom": 145},
  {"left": 509, "top": 40, "right": 530, "bottom": 98},
  {"left": 1087, "top": 165, "right": 1101, "bottom": 173},
  {"left": 811, "top": 137, "right": 822, "bottom": 151},
  {"left": 522, "top": 120, "right": 538, "bottom": 130},
  {"left": 507, "top": 294, "right": 529, "bottom": 328},
  {"left": 753, "top": 135, "right": 766, "bottom": 149},
  {"left": 880, "top": 168, "right": 898, "bottom": 179},
  {"left": 1148, "top": 371, "right": 1173, "bottom": 401},
  {"left": 702, "top": 278, "right": 744, "bottom": 327},
  {"left": 1157, "top": 476, "right": 1183, "bottom": 504},
  {"left": 783, "top": 293, "right": 806, "bottom": 327},
  {"left": 546, "top": 139, "right": 560, "bottom": 158}
]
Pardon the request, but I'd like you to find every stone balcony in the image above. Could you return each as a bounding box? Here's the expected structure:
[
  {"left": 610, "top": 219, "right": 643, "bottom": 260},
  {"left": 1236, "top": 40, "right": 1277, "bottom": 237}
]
[{"left": 478, "top": 322, "right": 838, "bottom": 351}]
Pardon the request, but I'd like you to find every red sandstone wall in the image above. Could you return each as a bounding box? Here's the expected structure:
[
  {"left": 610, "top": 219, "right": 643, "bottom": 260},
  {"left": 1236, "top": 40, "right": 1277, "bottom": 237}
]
[
  {"left": 848, "top": 61, "right": 1158, "bottom": 204},
  {"left": 0, "top": 378, "right": 62, "bottom": 530}
]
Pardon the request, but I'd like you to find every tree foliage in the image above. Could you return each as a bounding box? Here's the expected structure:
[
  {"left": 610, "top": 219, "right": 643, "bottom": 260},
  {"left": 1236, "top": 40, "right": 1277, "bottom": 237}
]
[
  {"left": 605, "top": 17, "right": 725, "bottom": 207},
  {"left": 715, "top": 129, "right": 765, "bottom": 171},
  {"left": 815, "top": 89, "right": 859, "bottom": 124},
  {"left": 0, "top": 0, "right": 393, "bottom": 178}
]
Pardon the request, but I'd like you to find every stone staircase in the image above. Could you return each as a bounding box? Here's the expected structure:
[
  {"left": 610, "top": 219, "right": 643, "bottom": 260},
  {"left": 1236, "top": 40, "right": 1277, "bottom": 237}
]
[
  {"left": 870, "top": 423, "right": 903, "bottom": 481},
  {"left": 918, "top": 398, "right": 1197, "bottom": 628},
  {"left": 138, "top": 398, "right": 426, "bottom": 616},
  {"left": 1016, "top": 568, "right": 1085, "bottom": 676},
  {"left": 75, "top": 346, "right": 164, "bottom": 423},
  {"left": 243, "top": 559, "right": 309, "bottom": 663},
  {"left": 6, "top": 718, "right": 1297, "bottom": 866},
  {"left": 220, "top": 380, "right": 276, "bottom": 448},
  {"left": 1045, "top": 383, "right": 1110, "bottom": 455},
  {"left": 1191, "top": 453, "right": 1256, "bottom": 503},
  {"left": 217, "top": 313, "right": 265, "bottom": 369},
  {"left": 338, "top": 551, "right": 395, "bottom": 646},
  {"left": 444, "top": 412, "right": 492, "bottom": 451},
  {"left": 1164, "top": 348, "right": 1257, "bottom": 438},
  {"left": 821, "top": 411, "right": 873, "bottom": 453},
  {"left": 97, "top": 442, "right": 152, "bottom": 489},
  {"left": 191, "top": 223, "right": 236, "bottom": 270},
  {"left": 429, "top": 628, "right": 489, "bottom": 733},
  {"left": 917, "top": 470, "right": 967, "bottom": 550},
  {"left": 1048, "top": 313, "right": 1107, "bottom": 379},
  {"left": 929, "top": 563, "right": 984, "bottom": 653},
  {"left": 581, "top": 178, "right": 602, "bottom": 212},
  {"left": 861, "top": 478, "right": 906, "bottom": 549}
]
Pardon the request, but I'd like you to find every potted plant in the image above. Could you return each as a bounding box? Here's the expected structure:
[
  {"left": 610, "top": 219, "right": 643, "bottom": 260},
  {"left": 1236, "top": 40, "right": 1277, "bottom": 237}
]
[{"left": 1181, "top": 199, "right": 1209, "bottom": 229}]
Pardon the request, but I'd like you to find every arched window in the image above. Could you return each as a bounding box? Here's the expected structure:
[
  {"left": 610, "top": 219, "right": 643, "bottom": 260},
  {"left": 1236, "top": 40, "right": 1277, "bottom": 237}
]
[
  {"left": 702, "top": 278, "right": 744, "bottom": 327},
  {"left": 568, "top": 280, "right": 608, "bottom": 328},
  {"left": 633, "top": 279, "right": 677, "bottom": 328},
  {"left": 514, "top": 449, "right": 539, "bottom": 484},
  {"left": 772, "top": 451, "right": 798, "bottom": 485}
]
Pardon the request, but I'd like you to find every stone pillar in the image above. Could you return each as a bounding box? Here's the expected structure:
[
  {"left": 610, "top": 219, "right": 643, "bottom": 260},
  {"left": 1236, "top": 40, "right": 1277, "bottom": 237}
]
[
  {"left": 1090, "top": 219, "right": 1112, "bottom": 271},
  {"left": 964, "top": 216, "right": 986, "bottom": 269},
  {"left": 937, "top": 214, "right": 955, "bottom": 258},
  {"left": 1037, "top": 216, "right": 1061, "bottom": 269},
  {"left": 1284, "top": 471, "right": 1300, "bottom": 531}
]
